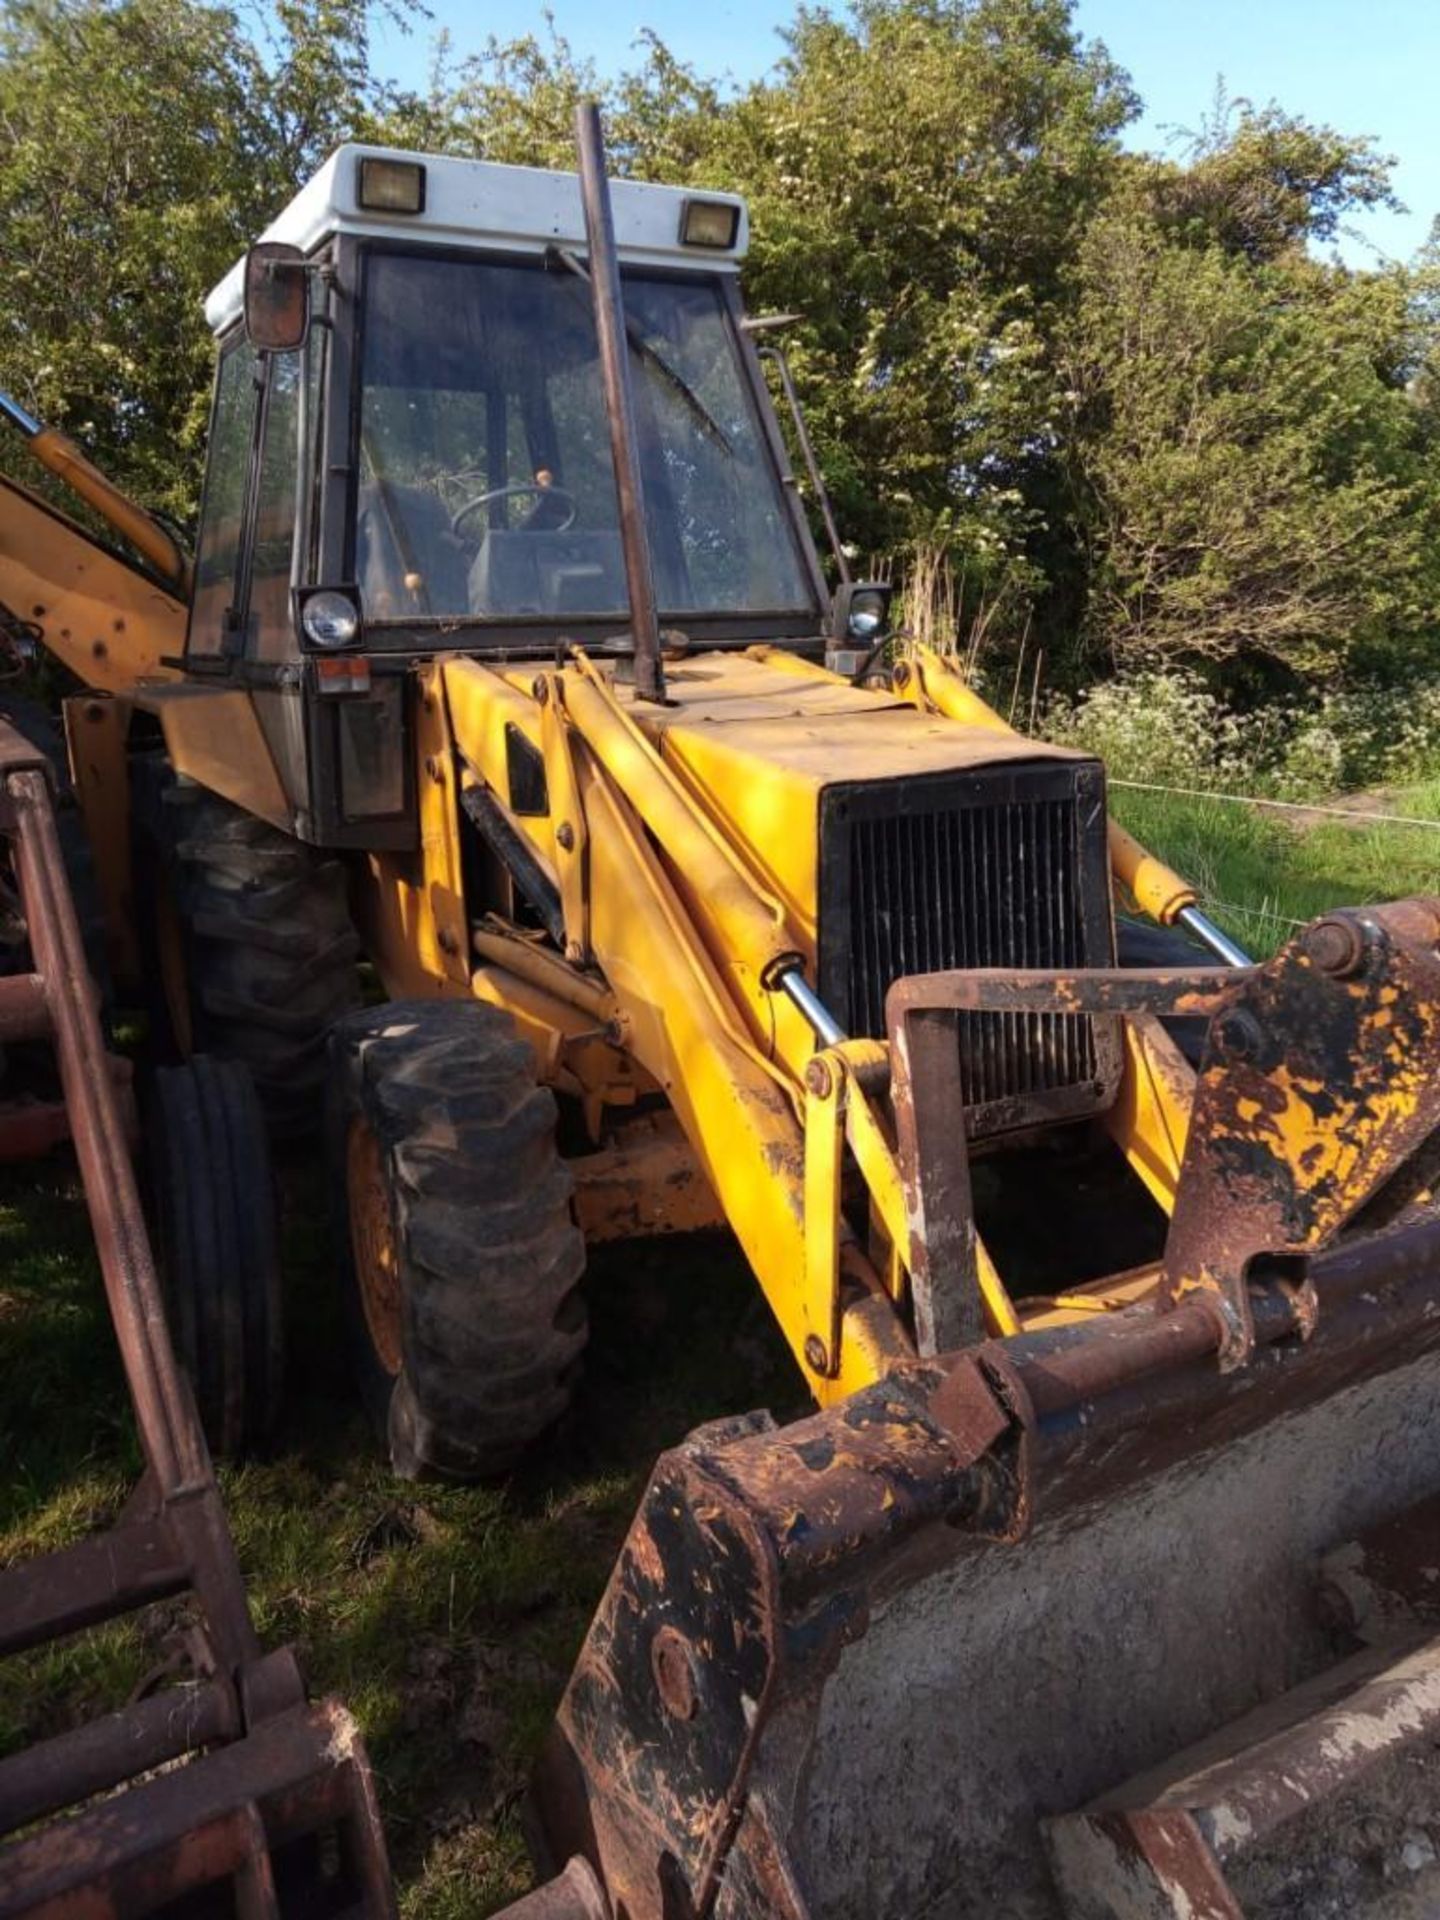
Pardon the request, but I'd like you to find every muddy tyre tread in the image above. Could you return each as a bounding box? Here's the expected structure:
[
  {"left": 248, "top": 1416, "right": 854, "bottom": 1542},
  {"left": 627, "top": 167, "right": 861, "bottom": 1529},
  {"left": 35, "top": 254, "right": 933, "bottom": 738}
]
[
  {"left": 133, "top": 757, "right": 360, "bottom": 1133},
  {"left": 149, "top": 1055, "right": 284, "bottom": 1459},
  {"left": 329, "top": 999, "right": 587, "bottom": 1480}
]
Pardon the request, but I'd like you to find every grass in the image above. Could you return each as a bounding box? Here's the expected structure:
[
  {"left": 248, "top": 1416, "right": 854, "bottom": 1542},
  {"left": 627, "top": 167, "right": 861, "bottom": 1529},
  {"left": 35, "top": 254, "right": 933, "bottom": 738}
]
[
  {"left": 5, "top": 777, "right": 1440, "bottom": 1911},
  {"left": 0, "top": 1155, "right": 800, "bottom": 1917},
  {"left": 1111, "top": 778, "right": 1440, "bottom": 957}
]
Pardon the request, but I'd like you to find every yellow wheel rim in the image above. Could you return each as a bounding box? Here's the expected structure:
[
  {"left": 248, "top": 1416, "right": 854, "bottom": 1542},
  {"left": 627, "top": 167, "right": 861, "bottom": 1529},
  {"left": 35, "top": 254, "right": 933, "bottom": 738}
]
[{"left": 347, "top": 1116, "right": 403, "bottom": 1377}]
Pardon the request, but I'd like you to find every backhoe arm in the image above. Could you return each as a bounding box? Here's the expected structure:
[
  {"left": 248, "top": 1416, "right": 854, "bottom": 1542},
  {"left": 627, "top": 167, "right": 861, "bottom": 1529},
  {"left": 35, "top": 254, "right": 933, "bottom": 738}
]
[{"left": 1, "top": 391, "right": 190, "bottom": 595}]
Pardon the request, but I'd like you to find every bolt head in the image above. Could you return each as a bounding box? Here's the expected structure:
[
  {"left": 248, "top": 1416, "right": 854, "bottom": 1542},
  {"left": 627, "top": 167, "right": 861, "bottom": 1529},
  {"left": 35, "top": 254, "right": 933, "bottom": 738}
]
[
  {"left": 1302, "top": 914, "right": 1366, "bottom": 979},
  {"left": 804, "top": 1333, "right": 829, "bottom": 1374},
  {"left": 556, "top": 820, "right": 576, "bottom": 852},
  {"left": 1213, "top": 1007, "right": 1264, "bottom": 1062},
  {"left": 805, "top": 1056, "right": 833, "bottom": 1098}
]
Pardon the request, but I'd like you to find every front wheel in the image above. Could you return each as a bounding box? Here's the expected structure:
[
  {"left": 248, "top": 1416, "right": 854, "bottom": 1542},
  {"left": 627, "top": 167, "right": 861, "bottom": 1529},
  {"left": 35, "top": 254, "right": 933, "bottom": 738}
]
[{"left": 327, "top": 1000, "right": 588, "bottom": 1480}]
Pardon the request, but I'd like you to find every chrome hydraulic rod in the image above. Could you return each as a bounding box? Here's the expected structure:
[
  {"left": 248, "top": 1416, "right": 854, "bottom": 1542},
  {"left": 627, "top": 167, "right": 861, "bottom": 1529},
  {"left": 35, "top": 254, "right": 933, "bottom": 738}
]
[
  {"left": 1177, "top": 904, "right": 1251, "bottom": 968},
  {"left": 778, "top": 965, "right": 846, "bottom": 1048},
  {"left": 0, "top": 391, "right": 42, "bottom": 436}
]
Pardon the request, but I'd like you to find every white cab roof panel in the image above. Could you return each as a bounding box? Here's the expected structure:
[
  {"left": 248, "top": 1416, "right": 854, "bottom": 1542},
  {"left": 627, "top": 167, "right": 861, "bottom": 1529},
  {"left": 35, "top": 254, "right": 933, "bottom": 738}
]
[{"left": 205, "top": 142, "right": 748, "bottom": 333}]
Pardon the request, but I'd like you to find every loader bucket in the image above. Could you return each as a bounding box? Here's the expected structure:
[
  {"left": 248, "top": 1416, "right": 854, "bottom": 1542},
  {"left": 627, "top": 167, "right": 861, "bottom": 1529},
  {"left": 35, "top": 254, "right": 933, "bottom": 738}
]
[
  {"left": 529, "top": 1239, "right": 1440, "bottom": 1919},
  {"left": 522, "top": 877, "right": 1440, "bottom": 1920}
]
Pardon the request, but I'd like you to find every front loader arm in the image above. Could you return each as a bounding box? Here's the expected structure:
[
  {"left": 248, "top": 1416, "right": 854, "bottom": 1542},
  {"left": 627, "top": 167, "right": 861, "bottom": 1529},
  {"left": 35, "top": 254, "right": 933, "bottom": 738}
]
[
  {"left": 443, "top": 642, "right": 1440, "bottom": 1417},
  {"left": 443, "top": 651, "right": 912, "bottom": 1403},
  {"left": 0, "top": 472, "right": 183, "bottom": 695}
]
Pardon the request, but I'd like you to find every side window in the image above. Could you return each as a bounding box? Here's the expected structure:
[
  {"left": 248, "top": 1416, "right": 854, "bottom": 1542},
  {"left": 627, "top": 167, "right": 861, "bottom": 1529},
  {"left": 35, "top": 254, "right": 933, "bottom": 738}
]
[
  {"left": 250, "top": 350, "right": 303, "bottom": 661},
  {"left": 188, "top": 341, "right": 259, "bottom": 657}
]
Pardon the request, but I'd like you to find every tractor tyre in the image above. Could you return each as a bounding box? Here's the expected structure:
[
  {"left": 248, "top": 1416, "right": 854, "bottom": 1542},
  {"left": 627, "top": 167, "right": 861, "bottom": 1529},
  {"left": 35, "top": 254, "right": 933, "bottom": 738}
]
[
  {"left": 132, "top": 757, "right": 360, "bottom": 1136},
  {"left": 148, "top": 1055, "right": 284, "bottom": 1459},
  {"left": 328, "top": 1000, "right": 588, "bottom": 1480},
  {"left": 1115, "top": 914, "right": 1217, "bottom": 1067}
]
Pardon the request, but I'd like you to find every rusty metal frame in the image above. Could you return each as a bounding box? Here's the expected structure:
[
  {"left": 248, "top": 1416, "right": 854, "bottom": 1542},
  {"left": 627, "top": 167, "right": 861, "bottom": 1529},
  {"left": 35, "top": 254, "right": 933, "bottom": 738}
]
[
  {"left": 0, "top": 718, "right": 395, "bottom": 1919},
  {"left": 533, "top": 1202, "right": 1440, "bottom": 1920},
  {"left": 1046, "top": 1609, "right": 1440, "bottom": 1917},
  {"left": 886, "top": 912, "right": 1440, "bottom": 1370},
  {"left": 887, "top": 967, "right": 1241, "bottom": 1357},
  {"left": 61, "top": 690, "right": 139, "bottom": 990}
]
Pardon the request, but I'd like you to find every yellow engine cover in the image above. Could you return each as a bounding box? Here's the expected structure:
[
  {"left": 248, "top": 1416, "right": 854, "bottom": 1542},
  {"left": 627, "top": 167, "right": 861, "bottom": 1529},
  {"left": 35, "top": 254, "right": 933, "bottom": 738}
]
[{"left": 628, "top": 652, "right": 1089, "bottom": 964}]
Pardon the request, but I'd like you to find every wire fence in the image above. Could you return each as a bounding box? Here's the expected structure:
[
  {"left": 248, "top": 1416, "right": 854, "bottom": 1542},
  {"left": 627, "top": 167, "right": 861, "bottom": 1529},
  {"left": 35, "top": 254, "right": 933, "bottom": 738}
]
[
  {"left": 1109, "top": 774, "right": 1440, "bottom": 953},
  {"left": 1109, "top": 778, "right": 1440, "bottom": 835},
  {"left": 1207, "top": 898, "right": 1308, "bottom": 932}
]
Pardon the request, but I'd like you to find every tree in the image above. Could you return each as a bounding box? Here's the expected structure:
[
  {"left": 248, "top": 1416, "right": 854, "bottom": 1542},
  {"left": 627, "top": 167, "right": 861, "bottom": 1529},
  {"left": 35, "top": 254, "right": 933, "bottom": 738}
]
[
  {"left": 1148, "top": 90, "right": 1400, "bottom": 265},
  {"left": 701, "top": 0, "right": 1138, "bottom": 615},
  {"left": 5, "top": 0, "right": 1440, "bottom": 696},
  {"left": 0, "top": 0, "right": 406, "bottom": 522},
  {"left": 390, "top": 1, "right": 1143, "bottom": 624},
  {"left": 1060, "top": 183, "right": 1440, "bottom": 676}
]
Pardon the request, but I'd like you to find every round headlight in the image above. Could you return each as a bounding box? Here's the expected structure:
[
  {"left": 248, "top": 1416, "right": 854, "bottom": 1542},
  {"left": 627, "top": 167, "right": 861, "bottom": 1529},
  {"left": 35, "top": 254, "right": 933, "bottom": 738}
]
[
  {"left": 301, "top": 590, "right": 359, "bottom": 649},
  {"left": 846, "top": 592, "right": 887, "bottom": 642}
]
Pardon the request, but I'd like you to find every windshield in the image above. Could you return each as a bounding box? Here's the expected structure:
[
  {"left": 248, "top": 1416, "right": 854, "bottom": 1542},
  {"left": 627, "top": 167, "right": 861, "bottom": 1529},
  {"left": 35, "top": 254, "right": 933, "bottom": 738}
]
[{"left": 354, "top": 250, "right": 817, "bottom": 627}]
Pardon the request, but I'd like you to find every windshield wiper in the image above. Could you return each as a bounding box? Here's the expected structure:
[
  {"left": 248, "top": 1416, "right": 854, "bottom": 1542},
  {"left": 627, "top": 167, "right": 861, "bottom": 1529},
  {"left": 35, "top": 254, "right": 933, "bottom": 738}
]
[{"left": 547, "top": 245, "right": 735, "bottom": 457}]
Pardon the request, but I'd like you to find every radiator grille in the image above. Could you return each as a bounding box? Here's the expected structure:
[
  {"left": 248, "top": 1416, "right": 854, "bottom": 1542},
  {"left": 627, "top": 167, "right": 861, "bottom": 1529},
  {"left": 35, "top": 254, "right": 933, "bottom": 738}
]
[{"left": 819, "top": 761, "right": 1118, "bottom": 1135}]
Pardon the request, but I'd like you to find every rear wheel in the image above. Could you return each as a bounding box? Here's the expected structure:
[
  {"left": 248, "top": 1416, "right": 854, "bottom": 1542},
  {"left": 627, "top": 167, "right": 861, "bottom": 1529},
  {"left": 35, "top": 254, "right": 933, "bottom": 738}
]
[
  {"left": 148, "top": 1056, "right": 284, "bottom": 1459},
  {"left": 133, "top": 759, "right": 360, "bottom": 1134},
  {"left": 328, "top": 1000, "right": 588, "bottom": 1480}
]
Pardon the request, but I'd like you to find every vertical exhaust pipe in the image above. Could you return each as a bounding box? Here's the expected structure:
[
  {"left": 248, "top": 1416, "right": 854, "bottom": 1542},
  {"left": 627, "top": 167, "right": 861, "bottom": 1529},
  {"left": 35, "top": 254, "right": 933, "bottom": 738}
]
[{"left": 573, "top": 102, "right": 666, "bottom": 704}]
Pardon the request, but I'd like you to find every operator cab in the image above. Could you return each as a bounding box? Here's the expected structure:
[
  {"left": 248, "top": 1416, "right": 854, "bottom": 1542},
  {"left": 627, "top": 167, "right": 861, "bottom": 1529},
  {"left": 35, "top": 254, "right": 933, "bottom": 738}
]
[{"left": 195, "top": 144, "right": 828, "bottom": 669}]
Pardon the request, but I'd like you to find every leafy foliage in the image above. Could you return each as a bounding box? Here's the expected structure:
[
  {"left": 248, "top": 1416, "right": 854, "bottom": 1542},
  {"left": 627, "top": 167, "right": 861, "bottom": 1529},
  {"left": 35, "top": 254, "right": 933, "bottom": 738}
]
[
  {"left": 0, "top": 0, "right": 407, "bottom": 520},
  {"left": 1059, "top": 208, "right": 1439, "bottom": 673},
  {"left": 3, "top": 0, "right": 1440, "bottom": 689},
  {"left": 699, "top": 0, "right": 1136, "bottom": 604}
]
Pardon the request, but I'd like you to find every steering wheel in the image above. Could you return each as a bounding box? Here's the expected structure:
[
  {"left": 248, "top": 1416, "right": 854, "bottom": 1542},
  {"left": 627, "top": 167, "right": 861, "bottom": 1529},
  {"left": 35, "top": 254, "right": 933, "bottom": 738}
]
[{"left": 451, "top": 482, "right": 577, "bottom": 540}]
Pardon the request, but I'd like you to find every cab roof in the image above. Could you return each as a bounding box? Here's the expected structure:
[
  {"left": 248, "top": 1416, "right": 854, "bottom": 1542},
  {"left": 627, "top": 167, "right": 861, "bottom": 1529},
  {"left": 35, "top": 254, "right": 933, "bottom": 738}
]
[{"left": 205, "top": 142, "right": 749, "bottom": 334}]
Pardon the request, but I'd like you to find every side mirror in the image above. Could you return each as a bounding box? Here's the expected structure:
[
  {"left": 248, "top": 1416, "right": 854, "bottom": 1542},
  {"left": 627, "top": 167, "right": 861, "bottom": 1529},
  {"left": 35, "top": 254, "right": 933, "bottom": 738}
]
[{"left": 243, "top": 242, "right": 310, "bottom": 353}]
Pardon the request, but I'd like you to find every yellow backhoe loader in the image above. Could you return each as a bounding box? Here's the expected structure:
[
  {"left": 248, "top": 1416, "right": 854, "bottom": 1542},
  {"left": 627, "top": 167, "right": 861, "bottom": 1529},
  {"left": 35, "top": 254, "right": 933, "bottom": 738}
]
[{"left": 7, "top": 103, "right": 1440, "bottom": 1920}]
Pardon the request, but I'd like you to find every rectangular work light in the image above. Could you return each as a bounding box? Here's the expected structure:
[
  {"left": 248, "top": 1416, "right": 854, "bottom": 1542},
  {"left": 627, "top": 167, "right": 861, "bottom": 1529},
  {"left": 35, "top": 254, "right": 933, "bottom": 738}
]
[
  {"left": 679, "top": 197, "right": 739, "bottom": 250},
  {"left": 357, "top": 157, "right": 427, "bottom": 214}
]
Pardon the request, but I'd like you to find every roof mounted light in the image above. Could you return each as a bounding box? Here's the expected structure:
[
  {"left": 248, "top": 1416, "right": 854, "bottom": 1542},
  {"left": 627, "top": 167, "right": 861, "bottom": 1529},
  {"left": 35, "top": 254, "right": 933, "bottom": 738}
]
[
  {"left": 357, "top": 157, "right": 426, "bottom": 215},
  {"left": 679, "top": 197, "right": 739, "bottom": 250}
]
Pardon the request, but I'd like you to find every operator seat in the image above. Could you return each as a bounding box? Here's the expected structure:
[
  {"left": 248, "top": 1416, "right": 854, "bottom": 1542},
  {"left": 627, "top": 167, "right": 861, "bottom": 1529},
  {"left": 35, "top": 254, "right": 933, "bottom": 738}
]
[
  {"left": 356, "top": 482, "right": 472, "bottom": 618},
  {"left": 467, "top": 530, "right": 627, "bottom": 618}
]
